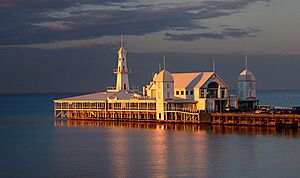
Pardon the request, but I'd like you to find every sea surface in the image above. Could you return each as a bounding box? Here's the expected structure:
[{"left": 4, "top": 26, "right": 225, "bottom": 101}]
[{"left": 1, "top": 90, "right": 300, "bottom": 178}]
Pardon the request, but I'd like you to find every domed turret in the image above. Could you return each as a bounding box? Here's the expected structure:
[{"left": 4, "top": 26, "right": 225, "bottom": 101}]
[
  {"left": 156, "top": 70, "right": 174, "bottom": 82},
  {"left": 237, "top": 57, "right": 258, "bottom": 111},
  {"left": 238, "top": 69, "right": 256, "bottom": 82},
  {"left": 155, "top": 69, "right": 174, "bottom": 120}
]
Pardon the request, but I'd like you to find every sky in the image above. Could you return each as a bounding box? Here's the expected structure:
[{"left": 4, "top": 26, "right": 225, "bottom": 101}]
[{"left": 0, "top": 0, "right": 300, "bottom": 93}]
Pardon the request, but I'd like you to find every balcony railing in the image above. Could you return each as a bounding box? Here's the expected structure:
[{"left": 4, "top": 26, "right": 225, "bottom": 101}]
[
  {"left": 113, "top": 68, "right": 132, "bottom": 74},
  {"left": 107, "top": 87, "right": 116, "bottom": 91}
]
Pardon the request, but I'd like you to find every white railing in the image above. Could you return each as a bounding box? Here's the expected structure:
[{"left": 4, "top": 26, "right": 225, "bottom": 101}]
[{"left": 165, "top": 107, "right": 199, "bottom": 113}]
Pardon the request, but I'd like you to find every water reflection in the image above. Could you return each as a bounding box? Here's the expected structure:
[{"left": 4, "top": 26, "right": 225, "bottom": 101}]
[
  {"left": 52, "top": 120, "right": 300, "bottom": 177},
  {"left": 54, "top": 120, "right": 300, "bottom": 137},
  {"left": 210, "top": 125, "right": 300, "bottom": 137},
  {"left": 149, "top": 128, "right": 168, "bottom": 177},
  {"left": 107, "top": 126, "right": 129, "bottom": 177}
]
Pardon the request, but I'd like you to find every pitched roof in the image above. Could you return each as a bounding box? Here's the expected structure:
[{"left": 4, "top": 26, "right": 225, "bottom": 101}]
[
  {"left": 118, "top": 47, "right": 127, "bottom": 54},
  {"left": 172, "top": 72, "right": 214, "bottom": 89},
  {"left": 56, "top": 90, "right": 152, "bottom": 101}
]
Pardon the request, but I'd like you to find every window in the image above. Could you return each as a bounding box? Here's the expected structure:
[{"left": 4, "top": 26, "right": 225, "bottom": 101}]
[
  {"left": 186, "top": 90, "right": 189, "bottom": 95},
  {"left": 240, "top": 91, "right": 243, "bottom": 98},
  {"left": 181, "top": 91, "right": 184, "bottom": 95},
  {"left": 176, "top": 91, "right": 179, "bottom": 95},
  {"left": 159, "top": 113, "right": 161, "bottom": 119},
  {"left": 200, "top": 89, "right": 205, "bottom": 98},
  {"left": 249, "top": 83, "right": 253, "bottom": 87},
  {"left": 167, "top": 92, "right": 170, "bottom": 99},
  {"left": 167, "top": 83, "right": 170, "bottom": 88},
  {"left": 221, "top": 90, "right": 225, "bottom": 98},
  {"left": 240, "top": 83, "right": 243, "bottom": 87},
  {"left": 190, "top": 90, "right": 194, "bottom": 95}
]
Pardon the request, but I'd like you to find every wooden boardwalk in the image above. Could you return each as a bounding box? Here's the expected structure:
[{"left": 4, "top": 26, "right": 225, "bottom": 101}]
[
  {"left": 211, "top": 113, "right": 300, "bottom": 128},
  {"left": 54, "top": 105, "right": 300, "bottom": 127}
]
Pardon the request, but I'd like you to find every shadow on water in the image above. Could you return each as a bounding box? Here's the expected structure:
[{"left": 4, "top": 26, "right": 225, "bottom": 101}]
[{"left": 54, "top": 119, "right": 300, "bottom": 138}]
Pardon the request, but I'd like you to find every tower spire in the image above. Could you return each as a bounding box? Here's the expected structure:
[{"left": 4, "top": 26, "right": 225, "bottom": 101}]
[
  {"left": 114, "top": 34, "right": 129, "bottom": 91},
  {"left": 245, "top": 56, "right": 248, "bottom": 70},
  {"left": 121, "top": 34, "right": 124, "bottom": 47},
  {"left": 163, "top": 55, "right": 166, "bottom": 70},
  {"left": 213, "top": 60, "right": 216, "bottom": 73}
]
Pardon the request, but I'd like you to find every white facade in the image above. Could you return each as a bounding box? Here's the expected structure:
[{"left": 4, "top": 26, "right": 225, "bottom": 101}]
[
  {"left": 155, "top": 70, "right": 174, "bottom": 120},
  {"left": 237, "top": 69, "right": 256, "bottom": 101},
  {"left": 115, "top": 40, "right": 130, "bottom": 91},
  {"left": 144, "top": 71, "right": 230, "bottom": 112}
]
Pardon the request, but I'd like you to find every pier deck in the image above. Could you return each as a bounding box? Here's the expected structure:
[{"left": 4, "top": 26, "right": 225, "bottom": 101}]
[
  {"left": 211, "top": 113, "right": 300, "bottom": 127},
  {"left": 54, "top": 97, "right": 300, "bottom": 127}
]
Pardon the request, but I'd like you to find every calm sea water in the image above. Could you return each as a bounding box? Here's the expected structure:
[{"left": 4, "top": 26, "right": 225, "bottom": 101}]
[{"left": 1, "top": 91, "right": 300, "bottom": 178}]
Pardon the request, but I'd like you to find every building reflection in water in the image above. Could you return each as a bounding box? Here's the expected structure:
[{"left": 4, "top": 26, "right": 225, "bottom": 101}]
[
  {"left": 106, "top": 126, "right": 130, "bottom": 177},
  {"left": 54, "top": 120, "right": 300, "bottom": 177},
  {"left": 149, "top": 126, "right": 168, "bottom": 177},
  {"left": 54, "top": 120, "right": 300, "bottom": 138}
]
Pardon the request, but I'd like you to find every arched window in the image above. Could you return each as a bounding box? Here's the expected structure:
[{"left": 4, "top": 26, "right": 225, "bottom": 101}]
[
  {"left": 207, "top": 82, "right": 219, "bottom": 98},
  {"left": 208, "top": 82, "right": 219, "bottom": 88}
]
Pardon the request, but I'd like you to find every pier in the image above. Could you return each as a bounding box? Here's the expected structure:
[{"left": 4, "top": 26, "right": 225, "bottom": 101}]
[
  {"left": 54, "top": 100, "right": 211, "bottom": 124},
  {"left": 53, "top": 36, "right": 300, "bottom": 128},
  {"left": 54, "top": 100, "right": 300, "bottom": 127},
  {"left": 211, "top": 113, "right": 300, "bottom": 128}
]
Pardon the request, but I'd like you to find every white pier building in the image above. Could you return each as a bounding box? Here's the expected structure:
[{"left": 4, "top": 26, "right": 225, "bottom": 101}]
[
  {"left": 54, "top": 38, "right": 231, "bottom": 121},
  {"left": 237, "top": 57, "right": 259, "bottom": 111}
]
